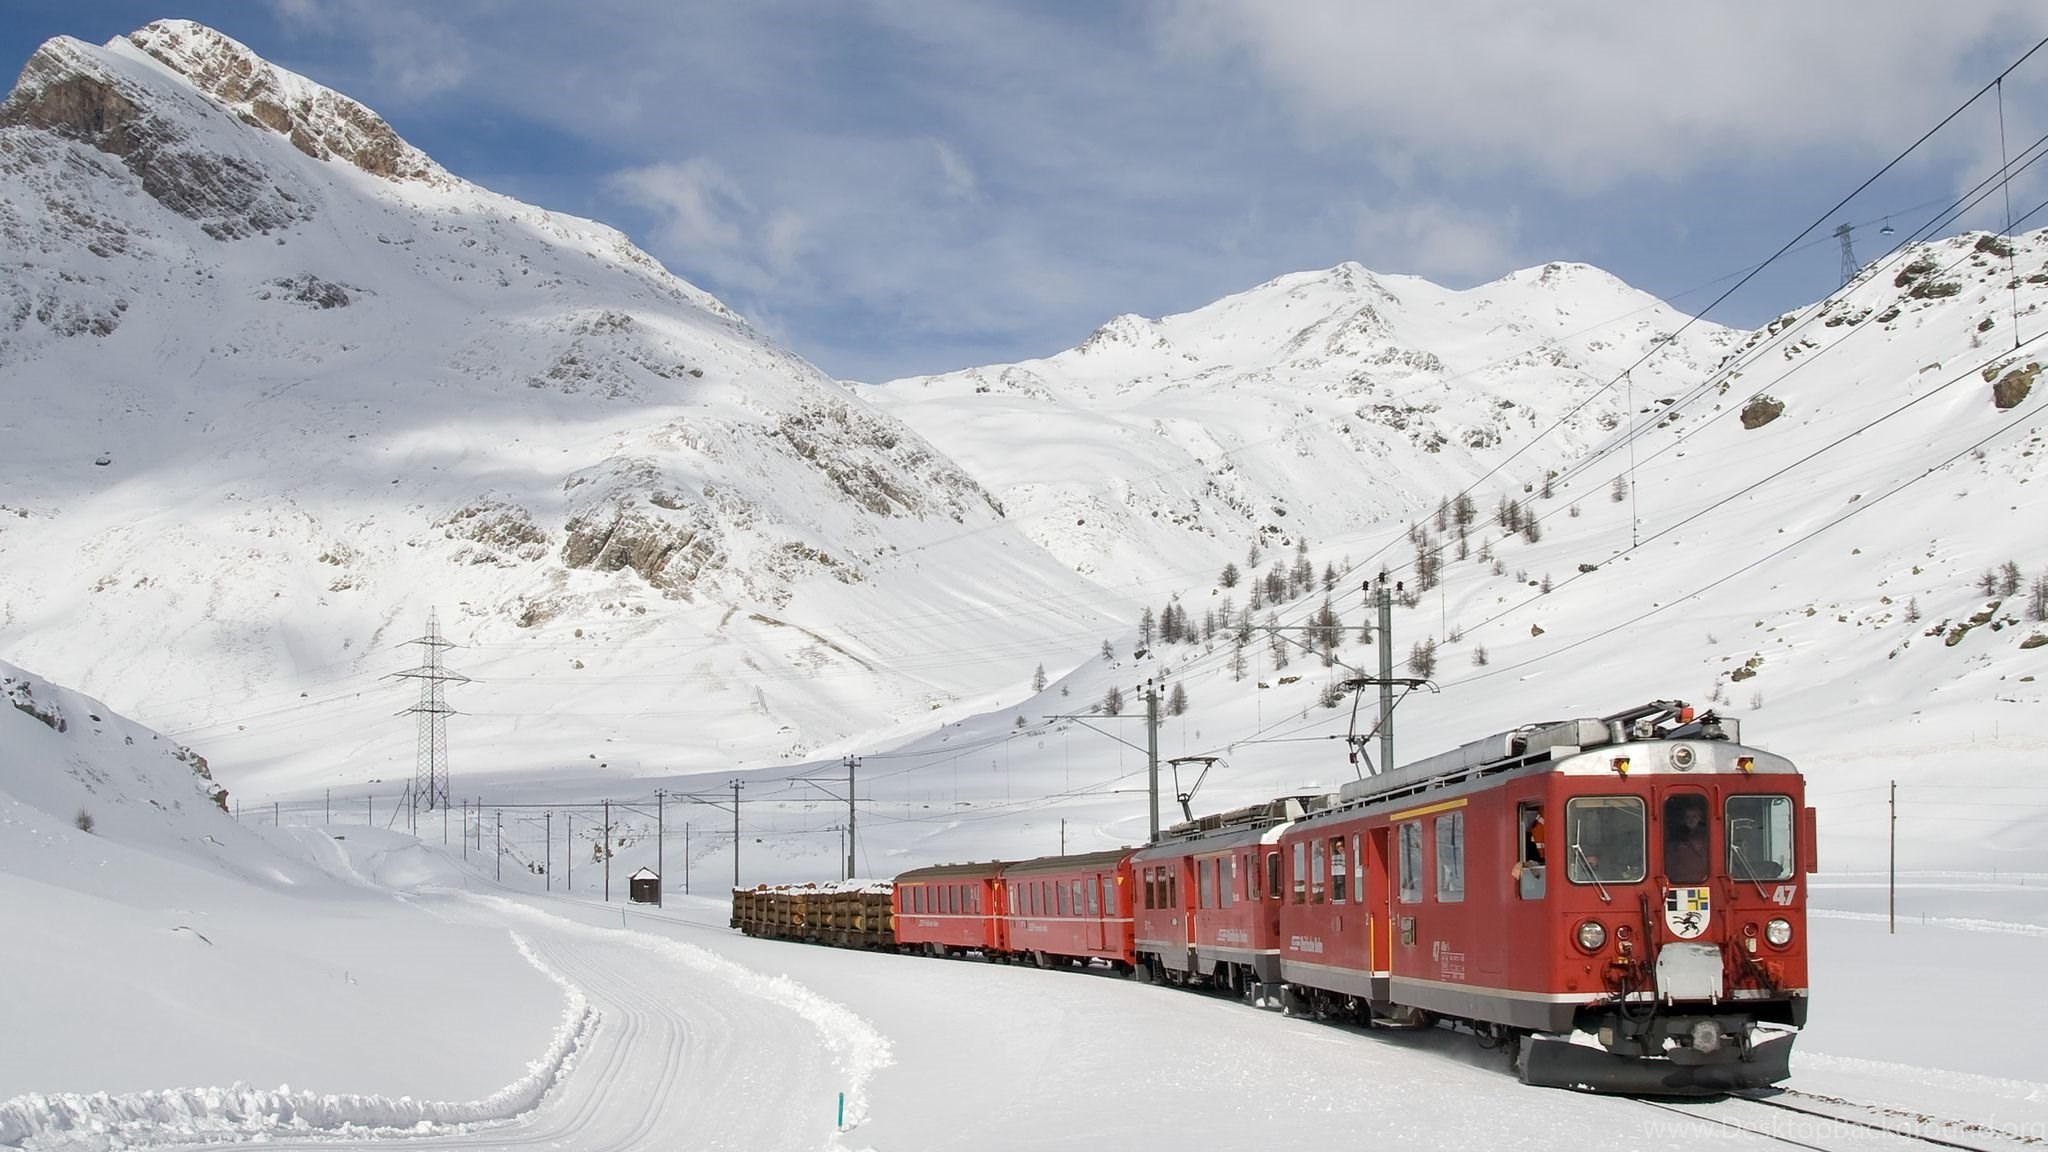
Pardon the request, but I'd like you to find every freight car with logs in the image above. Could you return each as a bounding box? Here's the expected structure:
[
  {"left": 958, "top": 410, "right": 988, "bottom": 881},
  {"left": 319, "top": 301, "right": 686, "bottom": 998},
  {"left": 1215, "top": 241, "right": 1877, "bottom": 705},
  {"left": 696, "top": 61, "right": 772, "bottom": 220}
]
[{"left": 730, "top": 700, "right": 1815, "bottom": 1095}]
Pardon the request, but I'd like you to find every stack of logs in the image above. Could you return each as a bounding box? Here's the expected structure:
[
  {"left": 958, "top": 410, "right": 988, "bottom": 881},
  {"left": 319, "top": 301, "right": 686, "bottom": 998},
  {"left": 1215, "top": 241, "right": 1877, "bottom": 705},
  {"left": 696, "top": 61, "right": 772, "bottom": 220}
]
[{"left": 730, "top": 881, "right": 895, "bottom": 948}]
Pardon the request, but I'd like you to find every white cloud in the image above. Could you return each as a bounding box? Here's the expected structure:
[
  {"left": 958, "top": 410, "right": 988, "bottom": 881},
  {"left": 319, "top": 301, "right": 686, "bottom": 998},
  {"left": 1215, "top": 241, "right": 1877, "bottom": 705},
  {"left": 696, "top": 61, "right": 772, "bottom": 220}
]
[
  {"left": 1154, "top": 0, "right": 2048, "bottom": 193},
  {"left": 611, "top": 159, "right": 797, "bottom": 296},
  {"left": 1348, "top": 198, "right": 1521, "bottom": 283}
]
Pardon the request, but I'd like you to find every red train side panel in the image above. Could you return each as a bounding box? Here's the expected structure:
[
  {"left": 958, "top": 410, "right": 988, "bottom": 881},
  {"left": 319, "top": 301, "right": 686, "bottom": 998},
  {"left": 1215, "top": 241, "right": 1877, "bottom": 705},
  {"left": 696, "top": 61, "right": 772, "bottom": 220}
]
[
  {"left": 893, "top": 861, "right": 1002, "bottom": 956},
  {"left": 996, "top": 849, "right": 1134, "bottom": 968}
]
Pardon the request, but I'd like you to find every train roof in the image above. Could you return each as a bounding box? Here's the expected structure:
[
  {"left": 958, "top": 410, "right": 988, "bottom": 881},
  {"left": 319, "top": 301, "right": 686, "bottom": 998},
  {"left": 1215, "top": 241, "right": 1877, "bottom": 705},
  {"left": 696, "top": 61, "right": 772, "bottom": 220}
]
[
  {"left": 1285, "top": 700, "right": 1787, "bottom": 831},
  {"left": 1000, "top": 848, "right": 1133, "bottom": 875},
  {"left": 894, "top": 860, "right": 1005, "bottom": 882}
]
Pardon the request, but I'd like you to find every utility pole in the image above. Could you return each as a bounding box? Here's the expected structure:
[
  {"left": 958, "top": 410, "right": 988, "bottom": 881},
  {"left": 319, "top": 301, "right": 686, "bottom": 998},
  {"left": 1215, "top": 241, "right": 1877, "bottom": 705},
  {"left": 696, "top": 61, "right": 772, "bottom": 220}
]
[
  {"left": 495, "top": 810, "right": 502, "bottom": 882},
  {"left": 567, "top": 813, "right": 573, "bottom": 892},
  {"left": 461, "top": 800, "right": 468, "bottom": 860},
  {"left": 844, "top": 754, "right": 861, "bottom": 880},
  {"left": 1889, "top": 780, "right": 1896, "bottom": 935},
  {"left": 1145, "top": 677, "right": 1160, "bottom": 844},
  {"left": 655, "top": 789, "right": 665, "bottom": 908},
  {"left": 545, "top": 811, "right": 552, "bottom": 892},
  {"left": 684, "top": 823, "right": 691, "bottom": 896},
  {"left": 1061, "top": 817, "right": 1067, "bottom": 856},
  {"left": 325, "top": 789, "right": 330, "bottom": 825},
  {"left": 366, "top": 793, "right": 372, "bottom": 825},
  {"left": 1377, "top": 577, "right": 1395, "bottom": 775},
  {"left": 391, "top": 609, "right": 468, "bottom": 830},
  {"left": 603, "top": 798, "right": 611, "bottom": 903},
  {"left": 730, "top": 779, "right": 744, "bottom": 891}
]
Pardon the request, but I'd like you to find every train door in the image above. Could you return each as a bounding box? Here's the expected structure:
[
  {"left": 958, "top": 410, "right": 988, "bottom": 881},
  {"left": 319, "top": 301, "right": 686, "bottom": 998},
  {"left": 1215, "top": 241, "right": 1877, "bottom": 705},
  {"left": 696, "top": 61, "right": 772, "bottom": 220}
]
[
  {"left": 1367, "top": 824, "right": 1392, "bottom": 985},
  {"left": 1087, "top": 872, "right": 1105, "bottom": 954}
]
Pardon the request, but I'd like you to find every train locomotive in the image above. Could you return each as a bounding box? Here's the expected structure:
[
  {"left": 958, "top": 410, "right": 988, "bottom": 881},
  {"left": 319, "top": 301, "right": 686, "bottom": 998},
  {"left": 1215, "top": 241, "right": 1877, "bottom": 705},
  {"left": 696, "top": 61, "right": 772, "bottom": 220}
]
[{"left": 732, "top": 700, "right": 1814, "bottom": 1095}]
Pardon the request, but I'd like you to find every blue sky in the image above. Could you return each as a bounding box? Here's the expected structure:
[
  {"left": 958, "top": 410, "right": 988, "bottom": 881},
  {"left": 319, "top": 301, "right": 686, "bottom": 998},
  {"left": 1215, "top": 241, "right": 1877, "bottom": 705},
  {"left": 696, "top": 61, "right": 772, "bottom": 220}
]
[{"left": 7, "top": 2, "right": 2047, "bottom": 381}]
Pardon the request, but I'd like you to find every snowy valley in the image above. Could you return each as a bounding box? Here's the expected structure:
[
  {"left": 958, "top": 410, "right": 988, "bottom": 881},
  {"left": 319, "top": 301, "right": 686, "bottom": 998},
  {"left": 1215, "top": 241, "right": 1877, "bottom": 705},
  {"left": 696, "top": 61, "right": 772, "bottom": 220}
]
[{"left": 2, "top": 17, "right": 2047, "bottom": 1152}]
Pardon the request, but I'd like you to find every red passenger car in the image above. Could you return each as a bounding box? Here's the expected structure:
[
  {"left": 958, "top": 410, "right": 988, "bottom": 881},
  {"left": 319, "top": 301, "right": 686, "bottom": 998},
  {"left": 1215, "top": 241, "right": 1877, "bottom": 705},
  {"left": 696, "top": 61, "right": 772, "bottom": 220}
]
[
  {"left": 996, "top": 849, "right": 1134, "bottom": 969},
  {"left": 1272, "top": 701, "right": 1812, "bottom": 1093},
  {"left": 893, "top": 861, "right": 1003, "bottom": 957},
  {"left": 1129, "top": 798, "right": 1324, "bottom": 998}
]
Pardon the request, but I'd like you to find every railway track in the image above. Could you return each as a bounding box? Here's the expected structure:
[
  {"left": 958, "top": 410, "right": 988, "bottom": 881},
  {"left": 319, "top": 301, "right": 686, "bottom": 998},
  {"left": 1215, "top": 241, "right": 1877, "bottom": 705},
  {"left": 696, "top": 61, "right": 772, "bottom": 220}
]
[{"left": 1637, "top": 1087, "right": 2045, "bottom": 1152}]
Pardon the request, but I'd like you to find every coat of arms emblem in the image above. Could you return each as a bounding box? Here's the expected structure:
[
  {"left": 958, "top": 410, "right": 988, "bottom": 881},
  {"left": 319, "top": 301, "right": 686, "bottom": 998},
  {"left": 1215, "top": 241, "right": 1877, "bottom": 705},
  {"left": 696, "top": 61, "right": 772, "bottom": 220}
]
[{"left": 1664, "top": 886, "right": 1712, "bottom": 938}]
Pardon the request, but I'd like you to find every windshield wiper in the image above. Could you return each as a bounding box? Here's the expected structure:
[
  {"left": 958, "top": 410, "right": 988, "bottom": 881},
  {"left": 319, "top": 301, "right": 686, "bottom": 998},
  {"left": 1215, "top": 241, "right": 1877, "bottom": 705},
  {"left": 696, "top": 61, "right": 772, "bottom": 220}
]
[
  {"left": 1728, "top": 837, "right": 1772, "bottom": 901},
  {"left": 1573, "top": 841, "right": 1612, "bottom": 903}
]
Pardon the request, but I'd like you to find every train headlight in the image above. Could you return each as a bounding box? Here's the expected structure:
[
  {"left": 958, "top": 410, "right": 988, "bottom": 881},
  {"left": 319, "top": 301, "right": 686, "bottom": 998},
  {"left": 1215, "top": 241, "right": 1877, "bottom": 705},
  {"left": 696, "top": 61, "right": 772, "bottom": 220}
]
[
  {"left": 1576, "top": 920, "right": 1607, "bottom": 951},
  {"left": 1765, "top": 918, "right": 1793, "bottom": 947}
]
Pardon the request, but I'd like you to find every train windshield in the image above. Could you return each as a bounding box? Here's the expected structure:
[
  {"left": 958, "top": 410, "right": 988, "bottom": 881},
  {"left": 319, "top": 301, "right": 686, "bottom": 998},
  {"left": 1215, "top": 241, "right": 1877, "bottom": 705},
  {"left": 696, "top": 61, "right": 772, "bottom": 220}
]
[
  {"left": 1726, "top": 794, "right": 1796, "bottom": 880},
  {"left": 1564, "top": 796, "right": 1646, "bottom": 885}
]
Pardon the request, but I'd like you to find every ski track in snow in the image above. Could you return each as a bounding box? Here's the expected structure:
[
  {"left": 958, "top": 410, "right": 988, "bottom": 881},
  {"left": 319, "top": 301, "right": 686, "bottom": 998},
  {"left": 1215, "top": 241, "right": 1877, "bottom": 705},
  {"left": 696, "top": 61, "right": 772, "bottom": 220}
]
[
  {"left": 1807, "top": 908, "right": 2048, "bottom": 937},
  {"left": 0, "top": 895, "right": 890, "bottom": 1152}
]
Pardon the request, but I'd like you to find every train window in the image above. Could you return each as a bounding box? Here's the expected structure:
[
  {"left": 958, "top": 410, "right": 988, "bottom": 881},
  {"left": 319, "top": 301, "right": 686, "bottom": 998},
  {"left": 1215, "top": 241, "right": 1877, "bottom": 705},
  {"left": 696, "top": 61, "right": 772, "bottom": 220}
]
[
  {"left": 1292, "top": 842, "right": 1308, "bottom": 904},
  {"left": 1565, "top": 797, "right": 1647, "bottom": 885},
  {"left": 1074, "top": 880, "right": 1085, "bottom": 915},
  {"left": 1143, "top": 868, "right": 1155, "bottom": 910},
  {"left": 1199, "top": 858, "right": 1214, "bottom": 908},
  {"left": 1042, "top": 881, "right": 1052, "bottom": 915},
  {"left": 1103, "top": 876, "right": 1117, "bottom": 916},
  {"left": 1088, "top": 876, "right": 1100, "bottom": 916},
  {"left": 1516, "top": 805, "right": 1547, "bottom": 900},
  {"left": 1663, "top": 793, "right": 1711, "bottom": 885},
  {"left": 1330, "top": 837, "right": 1348, "bottom": 903},
  {"left": 1311, "top": 839, "right": 1327, "bottom": 904},
  {"left": 1398, "top": 822, "right": 1423, "bottom": 903},
  {"left": 1726, "top": 795, "right": 1796, "bottom": 880},
  {"left": 1352, "top": 833, "right": 1363, "bottom": 901},
  {"left": 1057, "top": 882, "right": 1068, "bottom": 917},
  {"left": 1267, "top": 850, "right": 1282, "bottom": 901},
  {"left": 1168, "top": 869, "right": 1178, "bottom": 909},
  {"left": 1219, "top": 855, "right": 1234, "bottom": 909},
  {"left": 1436, "top": 812, "right": 1465, "bottom": 903}
]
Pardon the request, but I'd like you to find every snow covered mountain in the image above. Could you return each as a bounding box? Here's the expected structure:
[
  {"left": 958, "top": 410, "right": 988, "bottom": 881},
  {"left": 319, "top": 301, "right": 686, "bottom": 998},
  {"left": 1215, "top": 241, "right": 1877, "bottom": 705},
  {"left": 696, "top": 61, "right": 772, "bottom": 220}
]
[
  {"left": 864, "top": 259, "right": 1741, "bottom": 585},
  {"left": 0, "top": 22, "right": 1115, "bottom": 789}
]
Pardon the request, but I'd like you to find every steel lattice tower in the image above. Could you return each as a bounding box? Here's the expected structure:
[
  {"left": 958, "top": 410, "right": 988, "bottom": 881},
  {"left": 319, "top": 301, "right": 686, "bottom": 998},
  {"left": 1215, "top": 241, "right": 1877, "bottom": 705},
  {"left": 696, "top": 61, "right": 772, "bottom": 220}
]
[
  {"left": 393, "top": 609, "right": 467, "bottom": 819},
  {"left": 1835, "top": 222, "right": 1857, "bottom": 286}
]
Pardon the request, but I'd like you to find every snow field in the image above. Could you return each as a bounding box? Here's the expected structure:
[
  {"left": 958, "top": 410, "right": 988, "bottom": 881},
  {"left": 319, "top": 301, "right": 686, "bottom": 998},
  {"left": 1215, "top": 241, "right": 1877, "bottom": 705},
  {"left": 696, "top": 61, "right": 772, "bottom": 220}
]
[{"left": 0, "top": 931, "right": 592, "bottom": 1150}]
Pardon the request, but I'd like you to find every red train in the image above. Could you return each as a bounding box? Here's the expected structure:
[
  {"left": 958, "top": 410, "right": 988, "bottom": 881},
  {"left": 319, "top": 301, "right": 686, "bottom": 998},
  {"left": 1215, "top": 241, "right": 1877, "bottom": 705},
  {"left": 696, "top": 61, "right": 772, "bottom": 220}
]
[{"left": 765, "top": 700, "right": 1813, "bottom": 1095}]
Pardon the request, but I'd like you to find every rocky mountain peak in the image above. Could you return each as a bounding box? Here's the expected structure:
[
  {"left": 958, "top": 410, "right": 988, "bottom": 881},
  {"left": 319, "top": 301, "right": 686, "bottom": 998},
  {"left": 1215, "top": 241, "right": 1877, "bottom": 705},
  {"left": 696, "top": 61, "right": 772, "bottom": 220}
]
[{"left": 123, "top": 20, "right": 444, "bottom": 184}]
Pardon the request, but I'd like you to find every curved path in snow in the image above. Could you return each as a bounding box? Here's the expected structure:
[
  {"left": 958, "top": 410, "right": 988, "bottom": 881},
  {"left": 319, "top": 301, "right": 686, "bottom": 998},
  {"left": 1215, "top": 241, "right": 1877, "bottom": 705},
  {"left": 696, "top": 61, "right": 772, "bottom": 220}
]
[{"left": 159, "top": 897, "right": 886, "bottom": 1152}]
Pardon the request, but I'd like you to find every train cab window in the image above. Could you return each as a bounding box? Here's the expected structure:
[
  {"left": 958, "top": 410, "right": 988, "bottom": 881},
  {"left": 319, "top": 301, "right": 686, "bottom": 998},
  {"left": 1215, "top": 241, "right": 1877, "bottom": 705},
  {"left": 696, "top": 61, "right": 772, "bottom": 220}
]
[
  {"left": 1663, "top": 793, "right": 1711, "bottom": 885},
  {"left": 1267, "top": 850, "right": 1282, "bottom": 901},
  {"left": 1292, "top": 843, "right": 1308, "bottom": 904},
  {"left": 1219, "top": 856, "right": 1234, "bottom": 909},
  {"left": 1397, "top": 821, "right": 1423, "bottom": 903},
  {"left": 1435, "top": 812, "right": 1465, "bottom": 903},
  {"left": 1311, "top": 839, "right": 1327, "bottom": 904},
  {"left": 1199, "top": 859, "right": 1215, "bottom": 908},
  {"left": 1515, "top": 804, "right": 1547, "bottom": 900},
  {"left": 1330, "top": 837, "right": 1348, "bottom": 903},
  {"left": 1565, "top": 797, "right": 1647, "bottom": 885},
  {"left": 1726, "top": 795, "right": 1796, "bottom": 881}
]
